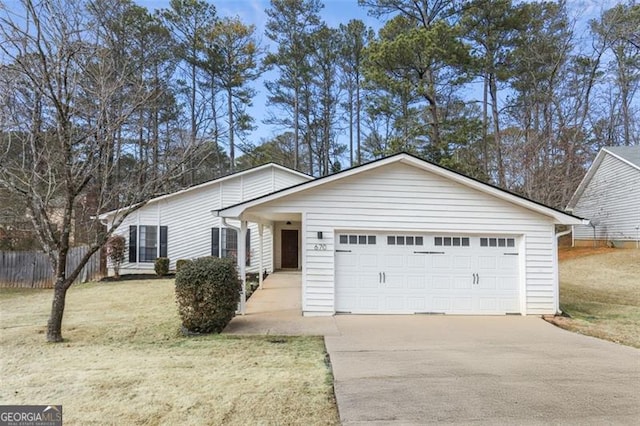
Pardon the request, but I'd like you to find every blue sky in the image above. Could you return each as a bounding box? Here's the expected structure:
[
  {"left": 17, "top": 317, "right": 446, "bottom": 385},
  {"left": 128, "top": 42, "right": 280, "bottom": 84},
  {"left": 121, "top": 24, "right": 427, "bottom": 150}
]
[
  {"left": 136, "top": 0, "right": 620, "bottom": 152},
  {"left": 3, "top": 0, "right": 622, "bottom": 154},
  {"left": 137, "top": 0, "right": 381, "bottom": 147}
]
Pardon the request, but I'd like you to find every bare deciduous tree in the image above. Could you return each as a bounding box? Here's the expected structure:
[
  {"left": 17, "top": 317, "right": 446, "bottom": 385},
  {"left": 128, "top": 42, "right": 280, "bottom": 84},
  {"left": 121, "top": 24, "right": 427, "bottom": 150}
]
[{"left": 0, "top": 0, "right": 195, "bottom": 342}]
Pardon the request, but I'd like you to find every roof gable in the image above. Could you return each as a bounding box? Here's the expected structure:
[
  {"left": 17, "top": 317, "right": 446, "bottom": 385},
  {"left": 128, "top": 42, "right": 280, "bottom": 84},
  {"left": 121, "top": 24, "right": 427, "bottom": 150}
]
[
  {"left": 99, "top": 163, "right": 312, "bottom": 220},
  {"left": 218, "top": 152, "right": 584, "bottom": 225},
  {"left": 567, "top": 146, "right": 640, "bottom": 210}
]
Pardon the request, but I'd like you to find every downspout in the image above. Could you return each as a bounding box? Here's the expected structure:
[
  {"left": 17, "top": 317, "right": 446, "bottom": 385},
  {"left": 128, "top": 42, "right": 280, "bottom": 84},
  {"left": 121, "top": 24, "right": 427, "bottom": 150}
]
[{"left": 553, "top": 228, "right": 573, "bottom": 315}]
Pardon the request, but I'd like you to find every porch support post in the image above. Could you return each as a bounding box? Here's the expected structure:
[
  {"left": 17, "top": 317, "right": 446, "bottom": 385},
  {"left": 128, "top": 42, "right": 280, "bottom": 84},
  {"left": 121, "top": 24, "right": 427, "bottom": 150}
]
[
  {"left": 258, "top": 223, "right": 264, "bottom": 289},
  {"left": 269, "top": 223, "right": 275, "bottom": 272},
  {"left": 239, "top": 220, "right": 247, "bottom": 315}
]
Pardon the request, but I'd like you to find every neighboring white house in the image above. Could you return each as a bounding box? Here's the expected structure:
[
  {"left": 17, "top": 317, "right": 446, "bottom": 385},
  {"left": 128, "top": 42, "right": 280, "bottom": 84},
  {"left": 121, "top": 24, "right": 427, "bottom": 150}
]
[
  {"left": 217, "top": 153, "right": 585, "bottom": 317},
  {"left": 566, "top": 146, "right": 640, "bottom": 248},
  {"left": 99, "top": 163, "right": 312, "bottom": 275}
]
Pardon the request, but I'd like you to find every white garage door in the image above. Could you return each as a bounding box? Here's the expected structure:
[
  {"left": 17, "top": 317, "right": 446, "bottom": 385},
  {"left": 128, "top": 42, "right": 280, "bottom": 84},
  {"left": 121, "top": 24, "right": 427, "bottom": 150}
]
[{"left": 335, "top": 232, "right": 520, "bottom": 314}]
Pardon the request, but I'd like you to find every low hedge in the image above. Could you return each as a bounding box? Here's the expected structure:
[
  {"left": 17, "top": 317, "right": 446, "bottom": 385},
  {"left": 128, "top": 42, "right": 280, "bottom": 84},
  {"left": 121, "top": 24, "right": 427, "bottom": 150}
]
[{"left": 154, "top": 257, "right": 170, "bottom": 276}]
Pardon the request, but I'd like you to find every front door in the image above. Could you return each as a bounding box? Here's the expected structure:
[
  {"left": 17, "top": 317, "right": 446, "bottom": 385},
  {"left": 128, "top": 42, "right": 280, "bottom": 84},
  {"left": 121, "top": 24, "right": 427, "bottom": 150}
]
[{"left": 281, "top": 229, "right": 299, "bottom": 269}]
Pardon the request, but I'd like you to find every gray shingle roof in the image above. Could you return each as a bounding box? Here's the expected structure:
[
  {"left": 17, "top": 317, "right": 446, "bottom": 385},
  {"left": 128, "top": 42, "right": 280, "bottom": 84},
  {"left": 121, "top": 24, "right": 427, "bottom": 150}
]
[{"left": 606, "top": 145, "right": 640, "bottom": 168}]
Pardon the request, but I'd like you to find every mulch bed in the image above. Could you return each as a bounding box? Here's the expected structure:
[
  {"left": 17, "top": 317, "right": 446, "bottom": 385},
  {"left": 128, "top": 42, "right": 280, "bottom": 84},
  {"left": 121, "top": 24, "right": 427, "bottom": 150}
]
[{"left": 100, "top": 274, "right": 175, "bottom": 282}]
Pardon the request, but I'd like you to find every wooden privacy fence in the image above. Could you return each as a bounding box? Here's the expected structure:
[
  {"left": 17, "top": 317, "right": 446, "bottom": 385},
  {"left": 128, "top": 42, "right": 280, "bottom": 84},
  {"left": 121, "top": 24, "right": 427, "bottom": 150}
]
[{"left": 0, "top": 246, "right": 102, "bottom": 289}]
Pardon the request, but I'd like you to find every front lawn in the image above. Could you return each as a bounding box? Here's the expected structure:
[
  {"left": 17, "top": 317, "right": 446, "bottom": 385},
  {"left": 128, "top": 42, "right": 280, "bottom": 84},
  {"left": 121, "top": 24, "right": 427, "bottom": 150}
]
[
  {"left": 0, "top": 279, "right": 339, "bottom": 425},
  {"left": 554, "top": 248, "right": 640, "bottom": 348}
]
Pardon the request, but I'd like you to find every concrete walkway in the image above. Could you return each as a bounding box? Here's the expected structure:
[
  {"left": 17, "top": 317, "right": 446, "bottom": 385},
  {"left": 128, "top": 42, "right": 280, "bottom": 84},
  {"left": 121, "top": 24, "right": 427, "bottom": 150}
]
[
  {"left": 325, "top": 315, "right": 640, "bottom": 425},
  {"left": 223, "top": 272, "right": 339, "bottom": 336}
]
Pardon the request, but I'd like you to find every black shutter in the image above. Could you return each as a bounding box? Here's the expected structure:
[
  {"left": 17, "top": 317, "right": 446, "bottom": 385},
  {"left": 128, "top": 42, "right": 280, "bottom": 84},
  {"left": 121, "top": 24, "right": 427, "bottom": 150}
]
[
  {"left": 211, "top": 228, "right": 219, "bottom": 257},
  {"left": 160, "top": 226, "right": 168, "bottom": 258},
  {"left": 246, "top": 229, "right": 251, "bottom": 266},
  {"left": 128, "top": 226, "right": 137, "bottom": 262}
]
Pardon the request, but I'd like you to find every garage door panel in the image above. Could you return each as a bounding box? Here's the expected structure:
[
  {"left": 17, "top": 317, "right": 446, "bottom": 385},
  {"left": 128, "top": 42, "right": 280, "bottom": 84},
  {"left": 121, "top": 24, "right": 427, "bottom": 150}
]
[
  {"left": 385, "top": 275, "right": 404, "bottom": 289},
  {"left": 498, "top": 257, "right": 518, "bottom": 270},
  {"left": 453, "top": 277, "right": 472, "bottom": 290},
  {"left": 432, "top": 275, "right": 452, "bottom": 289},
  {"left": 478, "top": 297, "right": 498, "bottom": 312},
  {"left": 477, "top": 276, "right": 497, "bottom": 290},
  {"left": 407, "top": 275, "right": 426, "bottom": 289},
  {"left": 432, "top": 297, "right": 451, "bottom": 312},
  {"left": 338, "top": 273, "right": 358, "bottom": 289},
  {"left": 359, "top": 274, "right": 379, "bottom": 288},
  {"left": 478, "top": 256, "right": 497, "bottom": 270},
  {"left": 335, "top": 232, "right": 521, "bottom": 315},
  {"left": 335, "top": 295, "right": 356, "bottom": 311},
  {"left": 384, "top": 296, "right": 404, "bottom": 311},
  {"left": 407, "top": 255, "right": 426, "bottom": 268},
  {"left": 359, "top": 254, "right": 379, "bottom": 267},
  {"left": 500, "top": 298, "right": 520, "bottom": 312},
  {"left": 433, "top": 256, "right": 452, "bottom": 268},
  {"left": 406, "top": 297, "right": 426, "bottom": 311},
  {"left": 453, "top": 297, "right": 473, "bottom": 312},
  {"left": 385, "top": 254, "right": 405, "bottom": 268},
  {"left": 336, "top": 252, "right": 358, "bottom": 268},
  {"left": 498, "top": 277, "right": 518, "bottom": 290},
  {"left": 453, "top": 256, "right": 472, "bottom": 269}
]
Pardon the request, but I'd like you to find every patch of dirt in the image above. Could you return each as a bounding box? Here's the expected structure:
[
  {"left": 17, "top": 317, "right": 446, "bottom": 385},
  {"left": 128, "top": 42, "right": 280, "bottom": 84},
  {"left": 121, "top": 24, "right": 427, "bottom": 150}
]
[{"left": 558, "top": 247, "right": 616, "bottom": 262}]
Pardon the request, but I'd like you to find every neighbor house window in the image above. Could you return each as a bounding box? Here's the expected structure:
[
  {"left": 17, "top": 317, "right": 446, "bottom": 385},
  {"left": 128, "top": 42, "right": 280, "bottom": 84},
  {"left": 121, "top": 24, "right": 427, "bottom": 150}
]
[
  {"left": 211, "top": 227, "right": 251, "bottom": 266},
  {"left": 128, "top": 225, "right": 167, "bottom": 263}
]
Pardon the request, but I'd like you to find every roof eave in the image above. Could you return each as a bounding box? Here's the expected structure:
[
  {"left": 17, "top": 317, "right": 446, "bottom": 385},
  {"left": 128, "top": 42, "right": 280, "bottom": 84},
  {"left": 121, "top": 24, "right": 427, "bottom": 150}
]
[
  {"left": 218, "top": 153, "right": 585, "bottom": 225},
  {"left": 98, "top": 162, "right": 312, "bottom": 219}
]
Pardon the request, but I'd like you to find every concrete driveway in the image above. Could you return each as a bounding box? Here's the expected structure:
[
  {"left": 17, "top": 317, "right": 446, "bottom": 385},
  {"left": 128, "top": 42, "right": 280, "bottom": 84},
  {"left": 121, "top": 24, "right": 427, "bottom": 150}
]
[{"left": 325, "top": 315, "right": 640, "bottom": 425}]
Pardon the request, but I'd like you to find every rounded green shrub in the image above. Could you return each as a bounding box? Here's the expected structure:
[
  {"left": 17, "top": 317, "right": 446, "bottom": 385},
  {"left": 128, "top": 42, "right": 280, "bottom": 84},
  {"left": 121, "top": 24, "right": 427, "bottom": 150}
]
[
  {"left": 154, "top": 257, "right": 170, "bottom": 276},
  {"left": 175, "top": 259, "right": 193, "bottom": 273},
  {"left": 175, "top": 257, "right": 241, "bottom": 334}
]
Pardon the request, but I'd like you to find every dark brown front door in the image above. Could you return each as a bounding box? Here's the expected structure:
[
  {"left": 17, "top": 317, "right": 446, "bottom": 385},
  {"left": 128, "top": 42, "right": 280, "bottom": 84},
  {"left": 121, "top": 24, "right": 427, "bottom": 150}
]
[{"left": 281, "top": 229, "right": 299, "bottom": 269}]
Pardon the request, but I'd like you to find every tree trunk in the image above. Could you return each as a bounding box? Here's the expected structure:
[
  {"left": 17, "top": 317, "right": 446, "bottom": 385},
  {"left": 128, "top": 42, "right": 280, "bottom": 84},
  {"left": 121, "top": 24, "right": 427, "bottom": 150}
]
[
  {"left": 349, "top": 87, "right": 353, "bottom": 167},
  {"left": 152, "top": 63, "right": 160, "bottom": 181},
  {"left": 356, "top": 71, "right": 361, "bottom": 165},
  {"left": 424, "top": 71, "right": 441, "bottom": 155},
  {"left": 294, "top": 83, "right": 299, "bottom": 170},
  {"left": 47, "top": 281, "right": 68, "bottom": 342},
  {"left": 489, "top": 73, "right": 505, "bottom": 187},
  {"left": 482, "top": 72, "right": 489, "bottom": 177},
  {"left": 228, "top": 86, "right": 235, "bottom": 172}
]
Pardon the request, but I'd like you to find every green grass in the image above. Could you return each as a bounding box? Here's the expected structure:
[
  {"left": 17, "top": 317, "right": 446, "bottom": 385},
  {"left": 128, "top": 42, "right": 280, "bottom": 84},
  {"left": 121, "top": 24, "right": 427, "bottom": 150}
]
[
  {"left": 558, "top": 249, "right": 640, "bottom": 348},
  {"left": 0, "top": 279, "right": 339, "bottom": 425}
]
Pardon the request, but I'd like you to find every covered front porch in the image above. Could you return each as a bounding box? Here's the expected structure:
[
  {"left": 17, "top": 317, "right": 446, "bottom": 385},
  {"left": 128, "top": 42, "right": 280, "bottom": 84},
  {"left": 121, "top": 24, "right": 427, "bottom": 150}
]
[{"left": 223, "top": 271, "right": 339, "bottom": 336}]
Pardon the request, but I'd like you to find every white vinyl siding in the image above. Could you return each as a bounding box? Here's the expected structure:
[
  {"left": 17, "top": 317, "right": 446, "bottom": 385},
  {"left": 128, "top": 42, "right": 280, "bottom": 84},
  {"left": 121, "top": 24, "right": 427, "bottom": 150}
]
[
  {"left": 245, "top": 162, "right": 558, "bottom": 315},
  {"left": 572, "top": 153, "right": 640, "bottom": 242},
  {"left": 109, "top": 165, "right": 308, "bottom": 274}
]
